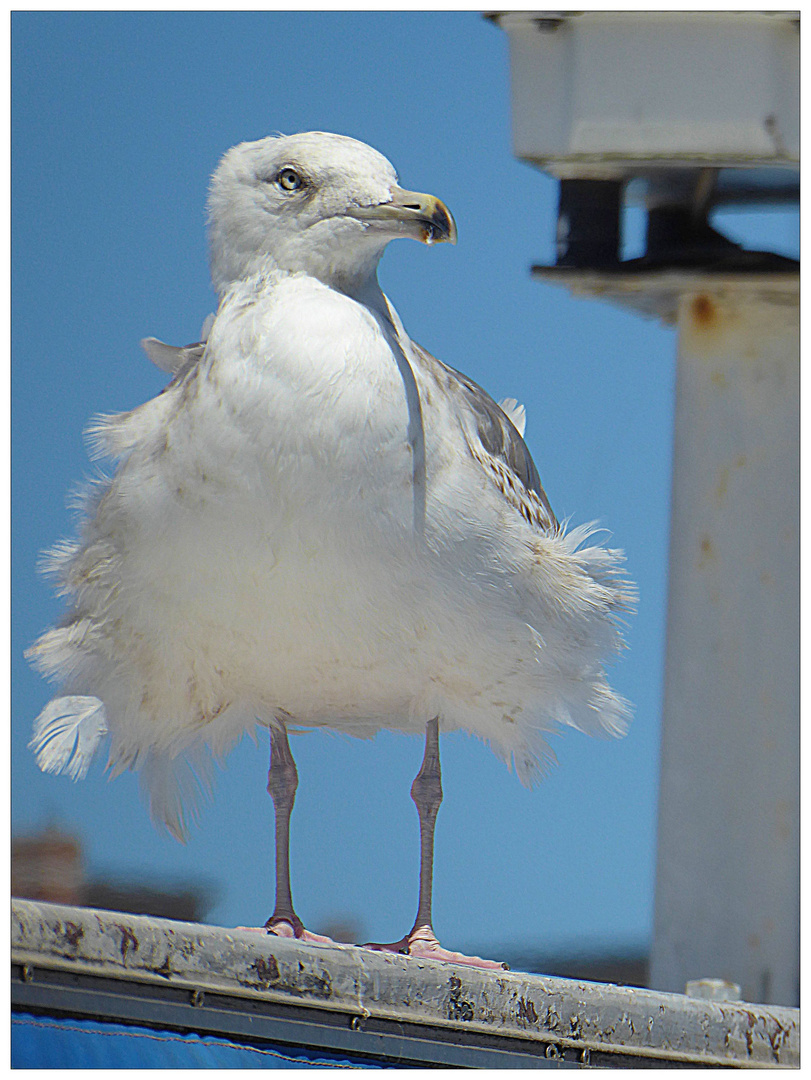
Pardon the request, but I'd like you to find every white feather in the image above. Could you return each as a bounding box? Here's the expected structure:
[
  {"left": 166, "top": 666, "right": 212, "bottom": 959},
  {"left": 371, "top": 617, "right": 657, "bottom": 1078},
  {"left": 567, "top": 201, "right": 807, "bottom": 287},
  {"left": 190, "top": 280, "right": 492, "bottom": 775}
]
[
  {"left": 199, "top": 312, "right": 215, "bottom": 340},
  {"left": 140, "top": 317, "right": 214, "bottom": 375},
  {"left": 29, "top": 695, "right": 107, "bottom": 781},
  {"left": 498, "top": 397, "right": 526, "bottom": 436},
  {"left": 137, "top": 743, "right": 217, "bottom": 844},
  {"left": 140, "top": 337, "right": 186, "bottom": 374}
]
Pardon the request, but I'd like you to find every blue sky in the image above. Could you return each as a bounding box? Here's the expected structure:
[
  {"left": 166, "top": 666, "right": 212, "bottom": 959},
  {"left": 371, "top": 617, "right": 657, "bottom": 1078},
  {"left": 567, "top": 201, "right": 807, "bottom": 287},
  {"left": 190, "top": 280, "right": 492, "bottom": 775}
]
[{"left": 11, "top": 11, "right": 798, "bottom": 961}]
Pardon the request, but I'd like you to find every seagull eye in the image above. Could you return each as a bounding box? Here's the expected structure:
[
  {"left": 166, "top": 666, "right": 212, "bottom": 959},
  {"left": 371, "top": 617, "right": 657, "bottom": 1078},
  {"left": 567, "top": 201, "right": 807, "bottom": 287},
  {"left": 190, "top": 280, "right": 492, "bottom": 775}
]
[{"left": 278, "top": 168, "right": 304, "bottom": 193}]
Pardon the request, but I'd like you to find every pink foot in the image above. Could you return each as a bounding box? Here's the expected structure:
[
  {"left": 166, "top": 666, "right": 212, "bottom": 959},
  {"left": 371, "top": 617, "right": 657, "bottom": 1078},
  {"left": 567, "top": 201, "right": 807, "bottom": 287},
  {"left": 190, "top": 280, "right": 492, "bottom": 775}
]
[
  {"left": 235, "top": 917, "right": 339, "bottom": 946},
  {"left": 363, "top": 924, "right": 509, "bottom": 970},
  {"left": 266, "top": 917, "right": 338, "bottom": 945}
]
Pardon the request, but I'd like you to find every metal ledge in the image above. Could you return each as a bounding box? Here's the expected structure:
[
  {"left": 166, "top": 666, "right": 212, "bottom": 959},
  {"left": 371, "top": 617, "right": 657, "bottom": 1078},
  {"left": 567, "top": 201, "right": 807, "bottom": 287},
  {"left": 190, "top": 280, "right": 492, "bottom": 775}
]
[
  {"left": 532, "top": 267, "right": 800, "bottom": 324},
  {"left": 11, "top": 899, "right": 800, "bottom": 1068}
]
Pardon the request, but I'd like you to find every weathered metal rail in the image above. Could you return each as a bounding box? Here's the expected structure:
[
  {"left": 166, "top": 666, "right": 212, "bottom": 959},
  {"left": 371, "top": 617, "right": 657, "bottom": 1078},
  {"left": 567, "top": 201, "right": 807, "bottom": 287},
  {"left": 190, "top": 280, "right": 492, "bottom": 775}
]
[{"left": 11, "top": 899, "right": 799, "bottom": 1068}]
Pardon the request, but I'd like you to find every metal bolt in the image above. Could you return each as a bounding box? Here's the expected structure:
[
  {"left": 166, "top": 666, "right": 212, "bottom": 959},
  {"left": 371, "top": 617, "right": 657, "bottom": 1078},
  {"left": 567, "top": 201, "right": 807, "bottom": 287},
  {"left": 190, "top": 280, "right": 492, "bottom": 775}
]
[
  {"left": 21, "top": 964, "right": 34, "bottom": 983},
  {"left": 349, "top": 1016, "right": 363, "bottom": 1031},
  {"left": 545, "top": 1043, "right": 562, "bottom": 1060},
  {"left": 191, "top": 989, "right": 205, "bottom": 1007}
]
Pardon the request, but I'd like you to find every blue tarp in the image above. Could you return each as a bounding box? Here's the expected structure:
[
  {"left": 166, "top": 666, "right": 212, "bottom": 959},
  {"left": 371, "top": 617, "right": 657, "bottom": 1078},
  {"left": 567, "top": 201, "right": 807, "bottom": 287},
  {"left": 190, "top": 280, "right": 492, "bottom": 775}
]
[{"left": 12, "top": 1012, "right": 390, "bottom": 1069}]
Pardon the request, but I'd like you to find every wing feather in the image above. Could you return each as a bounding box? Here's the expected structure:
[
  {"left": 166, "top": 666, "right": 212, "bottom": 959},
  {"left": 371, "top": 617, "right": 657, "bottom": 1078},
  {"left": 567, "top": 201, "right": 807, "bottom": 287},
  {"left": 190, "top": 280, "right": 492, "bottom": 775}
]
[
  {"left": 498, "top": 397, "right": 526, "bottom": 437},
  {"left": 412, "top": 343, "right": 557, "bottom": 531},
  {"left": 140, "top": 337, "right": 207, "bottom": 375}
]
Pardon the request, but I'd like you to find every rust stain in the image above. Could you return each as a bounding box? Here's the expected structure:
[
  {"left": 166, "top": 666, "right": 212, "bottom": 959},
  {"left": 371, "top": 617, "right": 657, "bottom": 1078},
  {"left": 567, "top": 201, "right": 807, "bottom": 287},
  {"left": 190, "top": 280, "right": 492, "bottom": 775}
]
[
  {"left": 698, "top": 534, "right": 715, "bottom": 569},
  {"left": 251, "top": 954, "right": 280, "bottom": 988},
  {"left": 769, "top": 1019, "right": 792, "bottom": 1064},
  {"left": 241, "top": 955, "right": 332, "bottom": 999},
  {"left": 684, "top": 292, "right": 738, "bottom": 355},
  {"left": 744, "top": 1012, "right": 755, "bottom": 1056},
  {"left": 116, "top": 925, "right": 139, "bottom": 961},
  {"left": 691, "top": 294, "right": 716, "bottom": 328},
  {"left": 62, "top": 921, "right": 84, "bottom": 948},
  {"left": 154, "top": 953, "right": 173, "bottom": 979},
  {"left": 447, "top": 975, "right": 475, "bottom": 1022},
  {"left": 517, "top": 996, "right": 538, "bottom": 1023}
]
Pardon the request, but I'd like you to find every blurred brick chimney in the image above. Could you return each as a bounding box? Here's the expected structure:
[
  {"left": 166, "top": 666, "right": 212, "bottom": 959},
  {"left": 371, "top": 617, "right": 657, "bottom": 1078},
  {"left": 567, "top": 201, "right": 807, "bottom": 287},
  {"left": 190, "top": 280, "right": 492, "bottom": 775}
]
[
  {"left": 12, "top": 824, "right": 215, "bottom": 922},
  {"left": 12, "top": 826, "right": 85, "bottom": 906}
]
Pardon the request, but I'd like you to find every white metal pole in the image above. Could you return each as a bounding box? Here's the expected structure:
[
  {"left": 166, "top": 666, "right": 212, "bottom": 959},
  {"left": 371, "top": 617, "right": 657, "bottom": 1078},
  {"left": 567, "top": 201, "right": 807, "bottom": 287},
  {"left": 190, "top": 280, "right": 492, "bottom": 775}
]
[{"left": 650, "top": 284, "right": 799, "bottom": 1006}]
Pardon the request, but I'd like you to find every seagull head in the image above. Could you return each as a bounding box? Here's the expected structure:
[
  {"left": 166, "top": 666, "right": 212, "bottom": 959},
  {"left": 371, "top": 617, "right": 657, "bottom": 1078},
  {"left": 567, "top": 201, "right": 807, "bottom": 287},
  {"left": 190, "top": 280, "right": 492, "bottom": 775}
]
[{"left": 208, "top": 131, "right": 456, "bottom": 297}]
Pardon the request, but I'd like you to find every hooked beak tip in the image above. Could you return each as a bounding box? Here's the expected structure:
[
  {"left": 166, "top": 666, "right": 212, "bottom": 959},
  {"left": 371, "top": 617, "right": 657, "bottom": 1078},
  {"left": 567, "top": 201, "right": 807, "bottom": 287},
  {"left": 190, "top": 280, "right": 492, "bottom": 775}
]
[{"left": 424, "top": 201, "right": 457, "bottom": 246}]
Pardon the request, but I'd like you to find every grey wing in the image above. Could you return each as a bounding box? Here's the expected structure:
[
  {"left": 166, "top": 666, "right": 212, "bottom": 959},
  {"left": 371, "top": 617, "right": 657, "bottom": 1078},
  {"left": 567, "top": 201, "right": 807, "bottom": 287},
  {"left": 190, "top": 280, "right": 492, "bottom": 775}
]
[
  {"left": 411, "top": 342, "right": 558, "bottom": 532},
  {"left": 141, "top": 337, "right": 207, "bottom": 375}
]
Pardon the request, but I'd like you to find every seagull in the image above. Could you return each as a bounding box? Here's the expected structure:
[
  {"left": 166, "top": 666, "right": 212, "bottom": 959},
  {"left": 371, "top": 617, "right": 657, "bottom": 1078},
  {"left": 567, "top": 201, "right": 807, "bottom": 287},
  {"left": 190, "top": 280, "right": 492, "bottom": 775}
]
[{"left": 28, "top": 131, "right": 634, "bottom": 968}]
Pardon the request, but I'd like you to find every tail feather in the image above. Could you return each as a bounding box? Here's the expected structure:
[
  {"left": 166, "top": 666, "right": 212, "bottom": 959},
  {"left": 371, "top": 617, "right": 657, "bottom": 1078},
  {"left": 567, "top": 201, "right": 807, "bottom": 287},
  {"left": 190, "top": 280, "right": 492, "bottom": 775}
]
[
  {"left": 138, "top": 743, "right": 217, "bottom": 843},
  {"left": 29, "top": 695, "right": 107, "bottom": 781}
]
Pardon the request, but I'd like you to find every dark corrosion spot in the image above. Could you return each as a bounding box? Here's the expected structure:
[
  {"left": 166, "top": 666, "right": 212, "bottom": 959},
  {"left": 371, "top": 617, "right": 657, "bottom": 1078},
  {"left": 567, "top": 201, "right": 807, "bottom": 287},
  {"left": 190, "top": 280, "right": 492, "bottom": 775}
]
[
  {"left": 448, "top": 974, "right": 475, "bottom": 1022},
  {"left": 251, "top": 954, "right": 280, "bottom": 987},
  {"left": 691, "top": 294, "right": 716, "bottom": 328},
  {"left": 116, "top": 925, "right": 139, "bottom": 961},
  {"left": 518, "top": 996, "right": 539, "bottom": 1024},
  {"left": 62, "top": 921, "right": 84, "bottom": 949},
  {"left": 154, "top": 953, "right": 173, "bottom": 979},
  {"left": 698, "top": 533, "right": 715, "bottom": 570}
]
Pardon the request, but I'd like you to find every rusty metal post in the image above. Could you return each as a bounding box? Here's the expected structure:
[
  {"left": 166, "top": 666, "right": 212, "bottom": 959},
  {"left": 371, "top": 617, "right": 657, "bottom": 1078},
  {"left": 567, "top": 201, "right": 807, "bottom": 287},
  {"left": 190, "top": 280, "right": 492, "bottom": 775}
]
[
  {"left": 650, "top": 284, "right": 799, "bottom": 1005},
  {"left": 490, "top": 6, "right": 799, "bottom": 1009}
]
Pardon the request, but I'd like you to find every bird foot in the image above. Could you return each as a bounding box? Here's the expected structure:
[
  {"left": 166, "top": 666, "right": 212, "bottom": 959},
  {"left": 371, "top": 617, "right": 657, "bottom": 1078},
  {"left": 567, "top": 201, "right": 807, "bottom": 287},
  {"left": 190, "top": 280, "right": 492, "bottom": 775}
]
[
  {"left": 265, "top": 916, "right": 339, "bottom": 945},
  {"left": 362, "top": 924, "right": 509, "bottom": 970},
  {"left": 234, "top": 917, "right": 339, "bottom": 946}
]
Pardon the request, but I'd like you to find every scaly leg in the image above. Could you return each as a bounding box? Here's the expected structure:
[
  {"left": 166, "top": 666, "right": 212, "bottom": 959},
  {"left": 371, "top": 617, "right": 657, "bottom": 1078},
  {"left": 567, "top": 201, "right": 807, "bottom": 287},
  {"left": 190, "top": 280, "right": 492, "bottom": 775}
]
[
  {"left": 364, "top": 718, "right": 507, "bottom": 970},
  {"left": 410, "top": 715, "right": 442, "bottom": 937},
  {"left": 263, "top": 724, "right": 334, "bottom": 944}
]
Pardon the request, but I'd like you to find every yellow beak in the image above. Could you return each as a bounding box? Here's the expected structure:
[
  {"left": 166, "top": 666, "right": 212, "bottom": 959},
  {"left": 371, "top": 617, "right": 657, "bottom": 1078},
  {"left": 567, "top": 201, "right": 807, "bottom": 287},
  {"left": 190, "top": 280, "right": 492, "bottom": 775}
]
[{"left": 346, "top": 186, "right": 457, "bottom": 245}]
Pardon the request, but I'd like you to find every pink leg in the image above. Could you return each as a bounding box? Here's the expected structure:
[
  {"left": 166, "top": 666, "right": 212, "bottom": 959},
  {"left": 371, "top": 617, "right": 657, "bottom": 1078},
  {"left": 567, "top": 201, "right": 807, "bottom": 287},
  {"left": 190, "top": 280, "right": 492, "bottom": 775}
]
[
  {"left": 263, "top": 724, "right": 335, "bottom": 945},
  {"left": 364, "top": 718, "right": 508, "bottom": 970}
]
